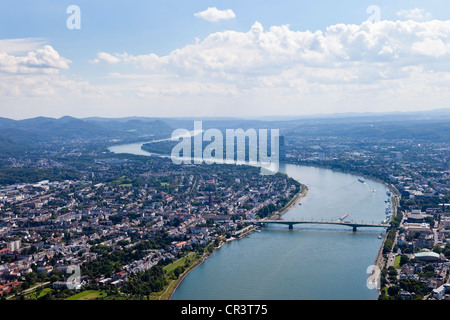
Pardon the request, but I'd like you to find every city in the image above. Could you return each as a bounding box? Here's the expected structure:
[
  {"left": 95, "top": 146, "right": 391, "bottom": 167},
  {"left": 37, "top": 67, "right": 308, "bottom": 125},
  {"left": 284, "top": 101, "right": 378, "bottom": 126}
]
[
  {"left": 0, "top": 131, "right": 302, "bottom": 300},
  {"left": 0, "top": 113, "right": 448, "bottom": 300},
  {"left": 1, "top": 1, "right": 450, "bottom": 313}
]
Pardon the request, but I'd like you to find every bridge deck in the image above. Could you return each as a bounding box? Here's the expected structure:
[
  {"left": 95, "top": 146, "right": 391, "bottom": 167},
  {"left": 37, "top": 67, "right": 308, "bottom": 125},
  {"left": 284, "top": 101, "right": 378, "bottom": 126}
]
[{"left": 248, "top": 219, "right": 388, "bottom": 229}]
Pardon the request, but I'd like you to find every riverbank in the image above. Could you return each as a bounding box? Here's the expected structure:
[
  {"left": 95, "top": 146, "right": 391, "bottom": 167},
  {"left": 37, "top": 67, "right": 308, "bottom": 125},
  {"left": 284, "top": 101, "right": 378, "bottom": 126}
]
[
  {"left": 165, "top": 185, "right": 309, "bottom": 300},
  {"left": 153, "top": 242, "right": 221, "bottom": 300},
  {"left": 286, "top": 161, "right": 401, "bottom": 300},
  {"left": 110, "top": 144, "right": 386, "bottom": 300},
  {"left": 273, "top": 184, "right": 308, "bottom": 219},
  {"left": 166, "top": 252, "right": 211, "bottom": 300}
]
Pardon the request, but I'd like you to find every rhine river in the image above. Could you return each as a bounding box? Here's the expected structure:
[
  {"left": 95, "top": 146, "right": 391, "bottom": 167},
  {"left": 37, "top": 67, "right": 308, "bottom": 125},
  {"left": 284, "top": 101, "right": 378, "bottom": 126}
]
[{"left": 109, "top": 142, "right": 390, "bottom": 300}]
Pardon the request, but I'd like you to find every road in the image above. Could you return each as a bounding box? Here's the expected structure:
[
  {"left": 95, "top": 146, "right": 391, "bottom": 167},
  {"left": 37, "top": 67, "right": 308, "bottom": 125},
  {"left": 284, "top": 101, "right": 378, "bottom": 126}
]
[{"left": 386, "top": 252, "right": 396, "bottom": 268}]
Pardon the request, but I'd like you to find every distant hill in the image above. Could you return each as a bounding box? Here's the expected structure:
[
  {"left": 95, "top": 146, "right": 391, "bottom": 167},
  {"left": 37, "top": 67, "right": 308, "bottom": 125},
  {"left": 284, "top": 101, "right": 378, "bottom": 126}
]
[
  {"left": 0, "top": 109, "right": 448, "bottom": 157},
  {"left": 0, "top": 116, "right": 174, "bottom": 156},
  {"left": 286, "top": 118, "right": 450, "bottom": 142},
  {"left": 244, "top": 108, "right": 450, "bottom": 122}
]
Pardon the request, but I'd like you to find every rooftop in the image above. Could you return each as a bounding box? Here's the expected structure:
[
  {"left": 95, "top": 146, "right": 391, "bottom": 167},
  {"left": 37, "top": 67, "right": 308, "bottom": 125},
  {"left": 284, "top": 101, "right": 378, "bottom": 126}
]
[{"left": 414, "top": 252, "right": 440, "bottom": 260}]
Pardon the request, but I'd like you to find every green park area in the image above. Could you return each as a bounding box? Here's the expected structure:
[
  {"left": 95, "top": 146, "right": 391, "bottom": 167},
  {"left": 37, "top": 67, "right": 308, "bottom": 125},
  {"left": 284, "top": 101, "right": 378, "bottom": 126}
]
[{"left": 65, "top": 290, "right": 107, "bottom": 300}]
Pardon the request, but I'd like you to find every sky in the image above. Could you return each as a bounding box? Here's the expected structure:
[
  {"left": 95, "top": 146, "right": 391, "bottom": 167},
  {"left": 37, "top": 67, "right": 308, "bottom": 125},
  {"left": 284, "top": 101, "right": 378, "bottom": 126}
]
[{"left": 1, "top": 0, "right": 450, "bottom": 119}]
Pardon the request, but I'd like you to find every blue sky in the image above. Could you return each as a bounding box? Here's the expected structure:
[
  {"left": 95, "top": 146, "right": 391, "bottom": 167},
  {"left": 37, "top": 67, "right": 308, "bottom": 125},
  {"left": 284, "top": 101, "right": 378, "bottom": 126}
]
[
  {"left": 1, "top": 1, "right": 450, "bottom": 119},
  {"left": 3, "top": 1, "right": 448, "bottom": 57}
]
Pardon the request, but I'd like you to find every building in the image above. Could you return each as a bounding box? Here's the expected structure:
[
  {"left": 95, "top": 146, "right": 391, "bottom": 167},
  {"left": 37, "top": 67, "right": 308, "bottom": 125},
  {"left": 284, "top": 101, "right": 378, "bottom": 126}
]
[
  {"left": 441, "top": 217, "right": 450, "bottom": 229},
  {"left": 405, "top": 212, "right": 432, "bottom": 224},
  {"left": 113, "top": 270, "right": 128, "bottom": 281},
  {"left": 414, "top": 252, "right": 441, "bottom": 262},
  {"left": 110, "top": 279, "right": 124, "bottom": 288},
  {"left": 0, "top": 281, "right": 20, "bottom": 296},
  {"left": 7, "top": 240, "right": 21, "bottom": 253},
  {"left": 37, "top": 266, "right": 53, "bottom": 274},
  {"left": 432, "top": 284, "right": 450, "bottom": 300},
  {"left": 403, "top": 223, "right": 432, "bottom": 235},
  {"left": 98, "top": 278, "right": 112, "bottom": 286}
]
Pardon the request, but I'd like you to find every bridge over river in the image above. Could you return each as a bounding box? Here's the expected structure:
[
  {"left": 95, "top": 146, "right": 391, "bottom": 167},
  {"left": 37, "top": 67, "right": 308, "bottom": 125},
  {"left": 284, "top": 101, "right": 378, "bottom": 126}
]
[{"left": 246, "top": 219, "right": 389, "bottom": 232}]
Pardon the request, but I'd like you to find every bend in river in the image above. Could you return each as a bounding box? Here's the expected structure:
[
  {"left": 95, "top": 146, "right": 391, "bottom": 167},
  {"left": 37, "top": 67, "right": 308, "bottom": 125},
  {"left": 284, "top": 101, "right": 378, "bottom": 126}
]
[{"left": 109, "top": 142, "right": 389, "bottom": 300}]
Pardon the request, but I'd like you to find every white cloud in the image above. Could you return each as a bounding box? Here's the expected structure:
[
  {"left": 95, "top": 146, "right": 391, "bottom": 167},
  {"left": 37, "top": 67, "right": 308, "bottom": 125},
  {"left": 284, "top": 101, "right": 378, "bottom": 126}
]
[
  {"left": 6, "top": 18, "right": 450, "bottom": 118},
  {"left": 0, "top": 38, "right": 47, "bottom": 54},
  {"left": 0, "top": 39, "right": 103, "bottom": 119},
  {"left": 0, "top": 44, "right": 71, "bottom": 74},
  {"left": 411, "top": 38, "right": 449, "bottom": 57},
  {"left": 194, "top": 7, "right": 236, "bottom": 22},
  {"left": 96, "top": 20, "right": 450, "bottom": 80},
  {"left": 136, "top": 81, "right": 239, "bottom": 97},
  {"left": 86, "top": 19, "right": 450, "bottom": 116},
  {"left": 396, "top": 8, "right": 432, "bottom": 21},
  {"left": 94, "top": 52, "right": 121, "bottom": 64}
]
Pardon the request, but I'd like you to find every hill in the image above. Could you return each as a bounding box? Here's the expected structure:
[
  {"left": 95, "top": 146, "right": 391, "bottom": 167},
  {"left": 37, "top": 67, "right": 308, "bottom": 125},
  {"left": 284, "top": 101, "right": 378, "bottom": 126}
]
[{"left": 0, "top": 116, "right": 174, "bottom": 156}]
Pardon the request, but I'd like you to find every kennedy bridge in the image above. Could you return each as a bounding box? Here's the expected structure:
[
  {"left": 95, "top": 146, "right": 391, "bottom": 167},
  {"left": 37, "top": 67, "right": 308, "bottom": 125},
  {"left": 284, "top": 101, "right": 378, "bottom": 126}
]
[{"left": 246, "top": 219, "right": 389, "bottom": 232}]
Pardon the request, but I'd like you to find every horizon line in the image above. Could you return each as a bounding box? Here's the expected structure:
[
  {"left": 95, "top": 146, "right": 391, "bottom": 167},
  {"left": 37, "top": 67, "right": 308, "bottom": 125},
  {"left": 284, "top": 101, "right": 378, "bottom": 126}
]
[{"left": 2, "top": 107, "right": 449, "bottom": 122}]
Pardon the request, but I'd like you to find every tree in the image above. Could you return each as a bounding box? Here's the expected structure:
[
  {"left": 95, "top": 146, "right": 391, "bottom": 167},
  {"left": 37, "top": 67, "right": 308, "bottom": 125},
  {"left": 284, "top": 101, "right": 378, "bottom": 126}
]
[
  {"left": 37, "top": 272, "right": 47, "bottom": 283},
  {"left": 49, "top": 274, "right": 59, "bottom": 283},
  {"left": 21, "top": 282, "right": 30, "bottom": 290},
  {"left": 173, "top": 266, "right": 185, "bottom": 279},
  {"left": 388, "top": 266, "right": 398, "bottom": 278},
  {"left": 399, "top": 255, "right": 409, "bottom": 266},
  {"left": 378, "top": 288, "right": 394, "bottom": 300},
  {"left": 39, "top": 291, "right": 53, "bottom": 300},
  {"left": 387, "top": 285, "right": 400, "bottom": 297},
  {"left": 25, "top": 272, "right": 37, "bottom": 285},
  {"left": 444, "top": 243, "right": 450, "bottom": 259}
]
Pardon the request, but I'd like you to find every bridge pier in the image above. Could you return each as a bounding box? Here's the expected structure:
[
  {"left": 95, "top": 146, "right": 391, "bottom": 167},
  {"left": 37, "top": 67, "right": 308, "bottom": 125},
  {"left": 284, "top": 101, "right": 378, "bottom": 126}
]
[{"left": 247, "top": 219, "right": 387, "bottom": 232}]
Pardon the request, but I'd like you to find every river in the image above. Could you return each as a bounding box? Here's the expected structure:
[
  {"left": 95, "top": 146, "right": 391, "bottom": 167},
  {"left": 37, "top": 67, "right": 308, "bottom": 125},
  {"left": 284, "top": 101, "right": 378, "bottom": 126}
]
[{"left": 108, "top": 142, "right": 390, "bottom": 300}]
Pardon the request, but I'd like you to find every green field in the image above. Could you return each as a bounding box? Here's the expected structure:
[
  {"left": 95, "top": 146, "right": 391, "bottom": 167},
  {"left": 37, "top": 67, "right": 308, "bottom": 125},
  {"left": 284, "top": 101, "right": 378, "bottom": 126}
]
[
  {"left": 113, "top": 176, "right": 134, "bottom": 188},
  {"left": 163, "top": 252, "right": 196, "bottom": 275},
  {"left": 65, "top": 290, "right": 107, "bottom": 300},
  {"left": 393, "top": 255, "right": 402, "bottom": 269}
]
